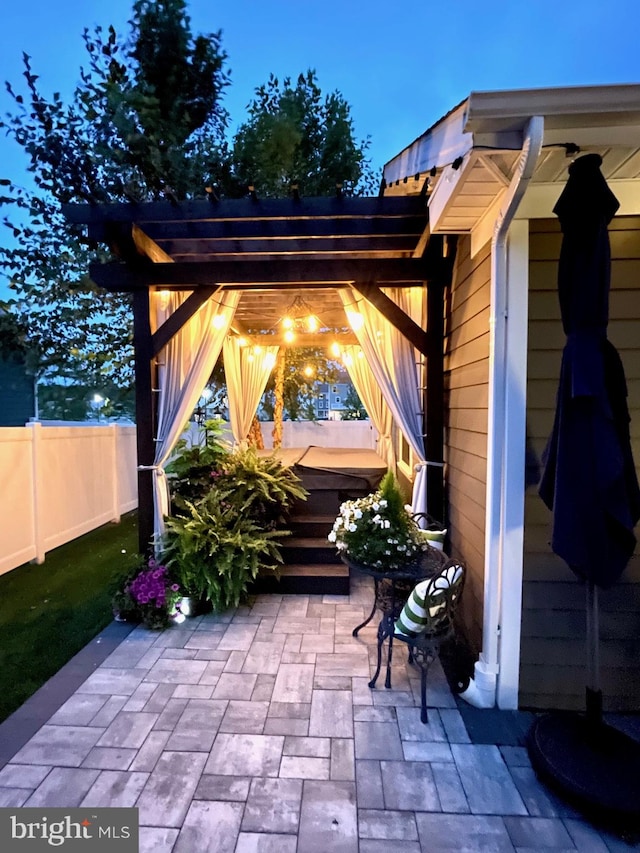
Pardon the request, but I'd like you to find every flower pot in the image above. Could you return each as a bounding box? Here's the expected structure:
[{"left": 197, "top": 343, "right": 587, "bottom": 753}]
[{"left": 176, "top": 595, "right": 202, "bottom": 617}]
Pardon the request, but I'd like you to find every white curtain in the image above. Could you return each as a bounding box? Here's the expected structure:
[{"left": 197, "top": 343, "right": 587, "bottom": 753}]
[
  {"left": 341, "top": 344, "right": 396, "bottom": 470},
  {"left": 339, "top": 287, "right": 428, "bottom": 515},
  {"left": 148, "top": 289, "right": 240, "bottom": 546},
  {"left": 223, "top": 339, "right": 279, "bottom": 445}
]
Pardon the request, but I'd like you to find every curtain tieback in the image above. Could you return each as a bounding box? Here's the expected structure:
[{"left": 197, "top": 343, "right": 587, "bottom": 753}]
[
  {"left": 137, "top": 464, "right": 163, "bottom": 472},
  {"left": 414, "top": 460, "right": 444, "bottom": 471}
]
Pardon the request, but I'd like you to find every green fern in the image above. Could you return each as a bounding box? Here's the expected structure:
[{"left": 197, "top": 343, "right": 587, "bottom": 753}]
[{"left": 162, "top": 489, "right": 288, "bottom": 611}]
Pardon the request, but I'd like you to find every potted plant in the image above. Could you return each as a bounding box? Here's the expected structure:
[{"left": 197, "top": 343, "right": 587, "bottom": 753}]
[
  {"left": 161, "top": 488, "right": 289, "bottom": 612},
  {"left": 214, "top": 446, "right": 308, "bottom": 530},
  {"left": 328, "top": 472, "right": 429, "bottom": 572},
  {"left": 111, "top": 558, "right": 182, "bottom": 630}
]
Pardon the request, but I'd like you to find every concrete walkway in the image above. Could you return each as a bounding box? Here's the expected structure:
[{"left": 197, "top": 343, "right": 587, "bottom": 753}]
[{"left": 0, "top": 572, "right": 637, "bottom": 852}]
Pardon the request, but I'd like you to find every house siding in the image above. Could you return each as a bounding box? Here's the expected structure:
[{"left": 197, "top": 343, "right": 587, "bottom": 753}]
[
  {"left": 444, "top": 235, "right": 491, "bottom": 654},
  {"left": 521, "top": 216, "right": 640, "bottom": 711}
]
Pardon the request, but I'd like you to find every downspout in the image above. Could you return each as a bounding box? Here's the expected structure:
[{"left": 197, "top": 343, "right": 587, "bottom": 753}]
[{"left": 460, "top": 115, "right": 544, "bottom": 709}]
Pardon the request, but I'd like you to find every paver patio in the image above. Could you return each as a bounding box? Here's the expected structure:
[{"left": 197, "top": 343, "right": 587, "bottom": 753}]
[{"left": 0, "top": 571, "right": 637, "bottom": 852}]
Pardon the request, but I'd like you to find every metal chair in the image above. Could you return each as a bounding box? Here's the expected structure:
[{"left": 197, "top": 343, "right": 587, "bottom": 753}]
[{"left": 393, "top": 559, "right": 465, "bottom": 723}]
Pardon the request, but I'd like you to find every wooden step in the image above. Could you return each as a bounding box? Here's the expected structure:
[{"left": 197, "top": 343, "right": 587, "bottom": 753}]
[
  {"left": 250, "top": 562, "right": 349, "bottom": 596},
  {"left": 281, "top": 537, "right": 341, "bottom": 565},
  {"left": 289, "top": 514, "right": 337, "bottom": 538}
]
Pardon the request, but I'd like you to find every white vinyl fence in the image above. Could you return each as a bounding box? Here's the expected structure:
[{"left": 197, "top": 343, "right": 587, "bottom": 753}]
[
  {"left": 0, "top": 423, "right": 138, "bottom": 575},
  {"left": 0, "top": 419, "right": 378, "bottom": 576},
  {"left": 183, "top": 419, "right": 378, "bottom": 451}
]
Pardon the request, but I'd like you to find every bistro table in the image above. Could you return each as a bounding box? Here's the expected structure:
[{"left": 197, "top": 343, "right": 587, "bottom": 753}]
[{"left": 343, "top": 547, "right": 447, "bottom": 690}]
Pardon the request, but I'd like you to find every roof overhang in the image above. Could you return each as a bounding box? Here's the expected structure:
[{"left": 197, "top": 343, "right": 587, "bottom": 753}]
[{"left": 383, "top": 84, "right": 640, "bottom": 250}]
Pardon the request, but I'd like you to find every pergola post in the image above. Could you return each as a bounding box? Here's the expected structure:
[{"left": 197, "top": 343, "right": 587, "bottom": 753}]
[
  {"left": 132, "top": 289, "right": 156, "bottom": 555},
  {"left": 425, "top": 276, "right": 445, "bottom": 525}
]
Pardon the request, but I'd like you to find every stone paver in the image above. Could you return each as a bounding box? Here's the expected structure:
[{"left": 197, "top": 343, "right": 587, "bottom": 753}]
[{"left": 0, "top": 581, "right": 626, "bottom": 853}]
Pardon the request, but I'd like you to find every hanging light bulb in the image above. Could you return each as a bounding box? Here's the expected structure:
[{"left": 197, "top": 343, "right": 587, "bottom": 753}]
[
  {"left": 357, "top": 349, "right": 365, "bottom": 358},
  {"left": 303, "top": 365, "right": 315, "bottom": 378},
  {"left": 342, "top": 352, "right": 353, "bottom": 367},
  {"left": 253, "top": 345, "right": 263, "bottom": 355},
  {"left": 263, "top": 352, "right": 277, "bottom": 369},
  {"left": 306, "top": 315, "right": 319, "bottom": 332},
  {"left": 212, "top": 314, "right": 226, "bottom": 329},
  {"left": 284, "top": 330, "right": 296, "bottom": 344},
  {"left": 282, "top": 317, "right": 293, "bottom": 330},
  {"left": 329, "top": 342, "right": 341, "bottom": 358},
  {"left": 237, "top": 336, "right": 248, "bottom": 347}
]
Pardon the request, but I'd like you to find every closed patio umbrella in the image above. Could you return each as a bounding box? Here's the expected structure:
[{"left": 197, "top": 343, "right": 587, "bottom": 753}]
[{"left": 529, "top": 153, "right": 640, "bottom": 828}]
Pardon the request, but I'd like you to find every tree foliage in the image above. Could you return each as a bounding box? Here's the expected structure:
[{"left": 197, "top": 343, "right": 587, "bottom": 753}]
[
  {"left": 229, "top": 70, "right": 376, "bottom": 198},
  {"left": 0, "top": 4, "right": 376, "bottom": 415},
  {"left": 261, "top": 347, "right": 341, "bottom": 422},
  {"left": 0, "top": 0, "right": 230, "bottom": 388},
  {"left": 342, "top": 383, "right": 368, "bottom": 420}
]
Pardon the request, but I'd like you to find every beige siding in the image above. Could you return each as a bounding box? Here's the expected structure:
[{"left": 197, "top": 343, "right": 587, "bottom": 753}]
[
  {"left": 522, "top": 216, "right": 640, "bottom": 712},
  {"left": 444, "top": 236, "right": 490, "bottom": 652}
]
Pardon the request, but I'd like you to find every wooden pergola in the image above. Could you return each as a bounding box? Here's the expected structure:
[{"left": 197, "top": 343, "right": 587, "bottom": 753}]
[{"left": 64, "top": 194, "right": 455, "bottom": 552}]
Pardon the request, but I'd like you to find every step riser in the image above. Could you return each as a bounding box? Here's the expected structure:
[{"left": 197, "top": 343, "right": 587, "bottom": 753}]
[
  {"left": 289, "top": 520, "right": 335, "bottom": 538},
  {"left": 292, "top": 490, "right": 369, "bottom": 517},
  {"left": 282, "top": 547, "right": 341, "bottom": 565},
  {"left": 250, "top": 574, "right": 349, "bottom": 596}
]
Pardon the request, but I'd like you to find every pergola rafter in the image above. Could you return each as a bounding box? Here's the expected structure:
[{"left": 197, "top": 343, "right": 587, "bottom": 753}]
[{"left": 63, "top": 194, "right": 454, "bottom": 552}]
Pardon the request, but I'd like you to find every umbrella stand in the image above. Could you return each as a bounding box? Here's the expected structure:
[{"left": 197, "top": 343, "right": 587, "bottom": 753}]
[
  {"left": 585, "top": 580, "right": 603, "bottom": 727},
  {"left": 527, "top": 579, "right": 640, "bottom": 834}
]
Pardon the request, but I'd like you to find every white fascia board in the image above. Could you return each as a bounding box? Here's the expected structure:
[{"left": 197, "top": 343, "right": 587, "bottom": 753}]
[
  {"left": 383, "top": 102, "right": 473, "bottom": 185},
  {"left": 517, "top": 179, "right": 640, "bottom": 220},
  {"left": 465, "top": 84, "right": 640, "bottom": 134}
]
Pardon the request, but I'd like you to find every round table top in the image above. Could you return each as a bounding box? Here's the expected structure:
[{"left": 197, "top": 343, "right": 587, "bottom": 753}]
[{"left": 340, "top": 547, "right": 446, "bottom": 582}]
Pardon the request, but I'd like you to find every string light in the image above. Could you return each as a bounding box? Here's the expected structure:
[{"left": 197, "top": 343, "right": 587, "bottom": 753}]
[
  {"left": 329, "top": 342, "right": 341, "bottom": 358},
  {"left": 212, "top": 314, "right": 226, "bottom": 329},
  {"left": 284, "top": 330, "right": 296, "bottom": 344}
]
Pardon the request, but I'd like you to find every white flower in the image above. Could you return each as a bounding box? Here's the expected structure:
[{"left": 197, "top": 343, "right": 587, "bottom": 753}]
[
  {"left": 383, "top": 520, "right": 391, "bottom": 529},
  {"left": 354, "top": 508, "right": 362, "bottom": 519},
  {"left": 372, "top": 502, "right": 379, "bottom": 510},
  {"left": 379, "top": 499, "right": 387, "bottom": 507},
  {"left": 349, "top": 523, "right": 357, "bottom": 532},
  {"left": 327, "top": 531, "right": 336, "bottom": 543}
]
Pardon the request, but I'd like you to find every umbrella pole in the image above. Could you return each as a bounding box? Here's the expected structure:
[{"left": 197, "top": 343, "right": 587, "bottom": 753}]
[{"left": 585, "top": 580, "right": 603, "bottom": 727}]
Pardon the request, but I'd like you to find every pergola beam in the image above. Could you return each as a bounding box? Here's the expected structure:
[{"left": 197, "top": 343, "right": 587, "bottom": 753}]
[
  {"left": 89, "top": 259, "right": 430, "bottom": 291},
  {"left": 351, "top": 281, "right": 428, "bottom": 357},
  {"left": 64, "top": 195, "right": 428, "bottom": 225},
  {"left": 138, "top": 217, "right": 426, "bottom": 240},
  {"left": 152, "top": 286, "right": 221, "bottom": 356}
]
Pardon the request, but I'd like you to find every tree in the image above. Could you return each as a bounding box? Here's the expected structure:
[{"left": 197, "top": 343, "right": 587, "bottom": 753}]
[
  {"left": 229, "top": 70, "right": 377, "bottom": 198},
  {"left": 342, "top": 383, "right": 368, "bottom": 420},
  {"left": 0, "top": 0, "right": 230, "bottom": 390}
]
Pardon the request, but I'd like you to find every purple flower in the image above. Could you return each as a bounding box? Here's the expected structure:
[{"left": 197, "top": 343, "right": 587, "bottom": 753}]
[{"left": 171, "top": 584, "right": 180, "bottom": 592}]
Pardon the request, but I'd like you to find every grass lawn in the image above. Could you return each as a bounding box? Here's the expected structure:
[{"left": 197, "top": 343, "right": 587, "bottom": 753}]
[{"left": 0, "top": 513, "right": 140, "bottom": 723}]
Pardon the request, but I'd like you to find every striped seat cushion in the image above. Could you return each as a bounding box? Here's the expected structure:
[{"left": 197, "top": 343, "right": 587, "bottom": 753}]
[{"left": 394, "top": 563, "right": 464, "bottom": 639}]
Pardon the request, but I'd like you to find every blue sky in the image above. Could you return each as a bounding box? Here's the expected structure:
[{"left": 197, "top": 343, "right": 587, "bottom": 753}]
[{"left": 0, "top": 0, "right": 638, "bottom": 295}]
